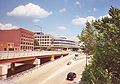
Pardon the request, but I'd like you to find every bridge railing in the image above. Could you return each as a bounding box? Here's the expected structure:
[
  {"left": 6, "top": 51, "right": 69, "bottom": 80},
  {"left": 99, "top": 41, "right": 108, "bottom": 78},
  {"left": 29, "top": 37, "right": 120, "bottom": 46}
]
[
  {"left": 0, "top": 51, "right": 68, "bottom": 60},
  {"left": 0, "top": 51, "right": 39, "bottom": 59}
]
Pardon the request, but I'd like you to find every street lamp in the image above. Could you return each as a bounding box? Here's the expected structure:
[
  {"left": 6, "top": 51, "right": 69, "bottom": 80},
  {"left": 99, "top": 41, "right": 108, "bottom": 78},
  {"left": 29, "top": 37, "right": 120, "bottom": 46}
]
[
  {"left": 86, "top": 54, "right": 87, "bottom": 66},
  {"left": 34, "top": 25, "right": 43, "bottom": 51},
  {"left": 34, "top": 25, "right": 42, "bottom": 32}
]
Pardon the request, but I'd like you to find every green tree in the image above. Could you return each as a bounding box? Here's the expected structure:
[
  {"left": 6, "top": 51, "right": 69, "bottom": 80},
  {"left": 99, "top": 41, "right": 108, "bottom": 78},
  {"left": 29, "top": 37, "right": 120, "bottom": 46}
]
[
  {"left": 80, "top": 7, "right": 120, "bottom": 84},
  {"left": 34, "top": 40, "right": 39, "bottom": 46},
  {"left": 78, "top": 21, "right": 96, "bottom": 55},
  {"left": 46, "top": 47, "right": 51, "bottom": 51}
]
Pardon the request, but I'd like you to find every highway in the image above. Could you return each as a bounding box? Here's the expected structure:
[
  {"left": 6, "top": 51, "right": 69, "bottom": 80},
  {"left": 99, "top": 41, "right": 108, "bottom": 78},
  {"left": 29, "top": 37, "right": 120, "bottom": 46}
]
[{"left": 11, "top": 52, "right": 86, "bottom": 84}]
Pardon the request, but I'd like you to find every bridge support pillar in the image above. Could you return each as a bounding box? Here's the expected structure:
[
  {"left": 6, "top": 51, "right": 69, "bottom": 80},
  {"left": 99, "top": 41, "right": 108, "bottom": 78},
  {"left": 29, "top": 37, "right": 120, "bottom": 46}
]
[
  {"left": 33, "top": 58, "right": 41, "bottom": 65},
  {"left": 0, "top": 64, "right": 8, "bottom": 80},
  {"left": 10, "top": 63, "right": 15, "bottom": 73},
  {"left": 61, "top": 55, "right": 63, "bottom": 58}
]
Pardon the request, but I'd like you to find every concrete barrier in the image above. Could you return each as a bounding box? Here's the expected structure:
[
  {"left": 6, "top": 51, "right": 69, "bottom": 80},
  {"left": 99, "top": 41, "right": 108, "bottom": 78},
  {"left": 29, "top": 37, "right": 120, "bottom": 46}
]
[{"left": 0, "top": 51, "right": 68, "bottom": 60}]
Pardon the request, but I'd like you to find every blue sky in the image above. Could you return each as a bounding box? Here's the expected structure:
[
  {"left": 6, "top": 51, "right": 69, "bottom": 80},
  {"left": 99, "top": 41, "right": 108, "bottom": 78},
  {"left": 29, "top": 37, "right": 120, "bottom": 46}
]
[{"left": 0, "top": 0, "right": 120, "bottom": 38}]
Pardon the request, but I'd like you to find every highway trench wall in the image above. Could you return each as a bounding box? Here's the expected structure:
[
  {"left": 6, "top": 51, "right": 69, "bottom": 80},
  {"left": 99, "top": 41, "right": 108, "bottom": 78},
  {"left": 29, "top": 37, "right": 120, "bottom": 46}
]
[{"left": 1, "top": 53, "right": 68, "bottom": 79}]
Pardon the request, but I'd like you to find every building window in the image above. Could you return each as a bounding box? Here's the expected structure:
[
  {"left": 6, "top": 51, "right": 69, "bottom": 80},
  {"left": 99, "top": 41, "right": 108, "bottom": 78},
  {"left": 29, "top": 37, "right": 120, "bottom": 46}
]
[
  {"left": 21, "top": 46, "right": 23, "bottom": 49},
  {"left": 4, "top": 48, "right": 7, "bottom": 51}
]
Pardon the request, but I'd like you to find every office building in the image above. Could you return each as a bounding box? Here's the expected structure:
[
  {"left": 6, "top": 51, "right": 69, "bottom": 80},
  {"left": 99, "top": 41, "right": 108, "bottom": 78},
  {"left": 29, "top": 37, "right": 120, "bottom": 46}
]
[
  {"left": 0, "top": 28, "right": 34, "bottom": 51},
  {"left": 34, "top": 32, "right": 53, "bottom": 47},
  {"left": 52, "top": 36, "right": 77, "bottom": 47},
  {"left": 34, "top": 32, "right": 79, "bottom": 50}
]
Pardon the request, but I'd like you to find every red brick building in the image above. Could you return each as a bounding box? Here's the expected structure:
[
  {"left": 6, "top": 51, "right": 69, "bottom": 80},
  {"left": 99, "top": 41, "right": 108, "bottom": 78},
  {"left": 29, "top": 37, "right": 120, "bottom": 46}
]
[
  {"left": 0, "top": 28, "right": 34, "bottom": 51},
  {"left": 0, "top": 42, "right": 20, "bottom": 51}
]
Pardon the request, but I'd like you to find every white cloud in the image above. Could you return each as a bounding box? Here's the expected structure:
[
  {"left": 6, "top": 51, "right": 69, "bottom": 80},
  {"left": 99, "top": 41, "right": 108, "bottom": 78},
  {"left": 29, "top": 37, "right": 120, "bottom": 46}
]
[
  {"left": 75, "top": 1, "right": 81, "bottom": 8},
  {"left": 0, "top": 23, "right": 18, "bottom": 30},
  {"left": 72, "top": 16, "right": 96, "bottom": 26},
  {"left": 86, "top": 16, "right": 96, "bottom": 22},
  {"left": 72, "top": 17, "right": 86, "bottom": 25},
  {"left": 58, "top": 26, "right": 67, "bottom": 30},
  {"left": 93, "top": 8, "right": 97, "bottom": 11},
  {"left": 7, "top": 3, "right": 52, "bottom": 18},
  {"left": 98, "top": 14, "right": 111, "bottom": 19},
  {"left": 59, "top": 8, "right": 66, "bottom": 13},
  {"left": 33, "top": 19, "right": 40, "bottom": 23},
  {"left": 72, "top": 14, "right": 112, "bottom": 26},
  {"left": 75, "top": 1, "right": 80, "bottom": 5}
]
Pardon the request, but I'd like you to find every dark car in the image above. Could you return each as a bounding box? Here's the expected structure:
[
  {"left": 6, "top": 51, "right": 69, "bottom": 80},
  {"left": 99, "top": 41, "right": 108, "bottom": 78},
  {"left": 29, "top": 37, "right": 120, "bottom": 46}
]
[
  {"left": 66, "top": 72, "right": 76, "bottom": 80},
  {"left": 67, "top": 61, "right": 71, "bottom": 65}
]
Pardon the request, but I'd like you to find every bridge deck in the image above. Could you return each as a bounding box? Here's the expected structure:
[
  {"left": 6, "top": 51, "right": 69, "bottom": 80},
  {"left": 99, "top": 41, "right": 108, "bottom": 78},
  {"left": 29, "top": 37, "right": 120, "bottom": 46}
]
[{"left": 0, "top": 51, "right": 69, "bottom": 64}]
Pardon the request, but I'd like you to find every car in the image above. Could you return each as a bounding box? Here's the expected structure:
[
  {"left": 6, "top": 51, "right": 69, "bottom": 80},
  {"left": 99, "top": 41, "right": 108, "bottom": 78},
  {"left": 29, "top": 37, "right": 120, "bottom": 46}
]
[
  {"left": 66, "top": 72, "right": 76, "bottom": 80},
  {"left": 67, "top": 61, "right": 71, "bottom": 65}
]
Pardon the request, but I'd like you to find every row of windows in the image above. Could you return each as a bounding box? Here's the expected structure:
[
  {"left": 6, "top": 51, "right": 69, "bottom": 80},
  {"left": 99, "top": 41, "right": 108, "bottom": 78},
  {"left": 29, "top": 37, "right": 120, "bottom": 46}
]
[
  {"left": 53, "top": 39, "right": 75, "bottom": 43},
  {"left": 21, "top": 38, "right": 33, "bottom": 42},
  {"left": 21, "top": 33, "right": 34, "bottom": 39},
  {"left": 52, "top": 42, "right": 76, "bottom": 45},
  {"left": 20, "top": 42, "right": 34, "bottom": 45},
  {"left": 35, "top": 36, "right": 50, "bottom": 38},
  {"left": 21, "top": 35, "right": 33, "bottom": 39},
  {"left": 0, "top": 43, "right": 14, "bottom": 47},
  {"left": 20, "top": 31, "right": 33, "bottom": 36},
  {"left": 40, "top": 45, "right": 50, "bottom": 46},
  {"left": 39, "top": 42, "right": 50, "bottom": 44},
  {"left": 21, "top": 46, "right": 33, "bottom": 49},
  {"left": 36, "top": 39, "right": 51, "bottom": 41}
]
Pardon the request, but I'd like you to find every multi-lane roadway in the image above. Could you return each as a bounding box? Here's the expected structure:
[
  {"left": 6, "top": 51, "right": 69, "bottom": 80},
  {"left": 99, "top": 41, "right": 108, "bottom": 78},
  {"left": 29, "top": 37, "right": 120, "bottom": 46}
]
[{"left": 11, "top": 52, "right": 86, "bottom": 84}]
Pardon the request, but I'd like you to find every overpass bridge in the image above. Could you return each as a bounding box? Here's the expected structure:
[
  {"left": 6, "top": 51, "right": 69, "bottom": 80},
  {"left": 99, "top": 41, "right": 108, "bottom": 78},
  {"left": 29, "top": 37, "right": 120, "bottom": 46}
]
[{"left": 0, "top": 51, "right": 69, "bottom": 80}]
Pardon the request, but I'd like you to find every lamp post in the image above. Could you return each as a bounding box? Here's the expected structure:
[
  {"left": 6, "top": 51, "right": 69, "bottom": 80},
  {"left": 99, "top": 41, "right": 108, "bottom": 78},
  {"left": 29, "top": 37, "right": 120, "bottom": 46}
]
[
  {"left": 34, "top": 25, "right": 42, "bottom": 32},
  {"left": 86, "top": 54, "right": 87, "bottom": 66},
  {"left": 34, "top": 25, "right": 43, "bottom": 51}
]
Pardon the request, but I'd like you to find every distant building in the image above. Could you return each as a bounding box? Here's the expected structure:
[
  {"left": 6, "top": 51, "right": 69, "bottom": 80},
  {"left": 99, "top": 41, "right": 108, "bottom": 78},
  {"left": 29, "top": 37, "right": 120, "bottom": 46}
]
[
  {"left": 52, "top": 36, "right": 77, "bottom": 47},
  {"left": 0, "top": 28, "right": 34, "bottom": 51},
  {"left": 34, "top": 32, "right": 79, "bottom": 50},
  {"left": 34, "top": 32, "right": 53, "bottom": 47}
]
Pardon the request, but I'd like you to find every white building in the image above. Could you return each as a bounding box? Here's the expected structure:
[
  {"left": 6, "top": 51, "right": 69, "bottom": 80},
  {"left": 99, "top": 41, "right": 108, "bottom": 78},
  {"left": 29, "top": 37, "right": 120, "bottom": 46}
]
[
  {"left": 52, "top": 36, "right": 78, "bottom": 47},
  {"left": 34, "top": 32, "right": 53, "bottom": 47},
  {"left": 34, "top": 32, "right": 79, "bottom": 49}
]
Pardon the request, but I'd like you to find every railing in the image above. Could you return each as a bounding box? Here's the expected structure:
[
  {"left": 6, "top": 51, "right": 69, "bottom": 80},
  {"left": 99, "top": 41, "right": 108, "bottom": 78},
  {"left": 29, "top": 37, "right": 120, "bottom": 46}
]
[{"left": 0, "top": 51, "right": 68, "bottom": 60}]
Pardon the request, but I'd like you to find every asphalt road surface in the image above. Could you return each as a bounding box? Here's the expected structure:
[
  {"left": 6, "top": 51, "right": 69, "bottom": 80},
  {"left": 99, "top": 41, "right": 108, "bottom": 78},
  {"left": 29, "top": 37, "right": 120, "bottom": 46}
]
[{"left": 11, "top": 52, "right": 86, "bottom": 84}]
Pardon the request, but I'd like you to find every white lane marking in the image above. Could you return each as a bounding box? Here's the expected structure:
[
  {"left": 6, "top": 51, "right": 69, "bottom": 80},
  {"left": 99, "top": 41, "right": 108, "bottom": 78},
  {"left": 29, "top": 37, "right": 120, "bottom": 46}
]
[{"left": 39, "top": 58, "right": 85, "bottom": 84}]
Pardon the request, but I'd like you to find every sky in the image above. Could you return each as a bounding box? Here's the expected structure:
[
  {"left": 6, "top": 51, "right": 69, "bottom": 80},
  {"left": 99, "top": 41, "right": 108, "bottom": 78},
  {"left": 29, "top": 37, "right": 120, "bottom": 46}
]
[{"left": 0, "top": 0, "right": 120, "bottom": 38}]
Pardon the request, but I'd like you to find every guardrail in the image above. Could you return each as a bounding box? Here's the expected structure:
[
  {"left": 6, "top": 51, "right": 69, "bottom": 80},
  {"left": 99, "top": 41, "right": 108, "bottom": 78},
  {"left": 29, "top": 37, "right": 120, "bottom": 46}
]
[{"left": 0, "top": 51, "right": 68, "bottom": 60}]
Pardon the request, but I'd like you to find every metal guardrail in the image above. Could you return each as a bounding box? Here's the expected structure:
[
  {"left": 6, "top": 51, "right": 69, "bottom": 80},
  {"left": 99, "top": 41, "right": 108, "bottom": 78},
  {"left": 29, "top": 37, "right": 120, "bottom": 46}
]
[{"left": 0, "top": 51, "right": 68, "bottom": 60}]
